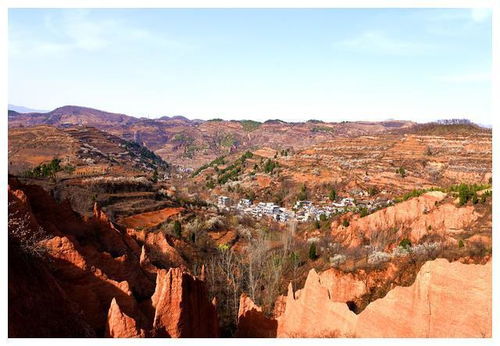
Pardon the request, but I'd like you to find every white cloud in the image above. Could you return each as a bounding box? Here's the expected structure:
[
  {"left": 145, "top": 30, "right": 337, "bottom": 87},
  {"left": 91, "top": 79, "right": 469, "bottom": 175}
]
[
  {"left": 9, "top": 9, "right": 192, "bottom": 58},
  {"left": 337, "top": 31, "right": 430, "bottom": 56}
]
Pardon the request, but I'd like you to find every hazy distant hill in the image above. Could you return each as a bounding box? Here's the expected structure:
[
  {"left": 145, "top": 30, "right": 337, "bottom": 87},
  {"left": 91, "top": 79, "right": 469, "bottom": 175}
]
[
  {"left": 8, "top": 105, "right": 419, "bottom": 168},
  {"left": 8, "top": 104, "right": 49, "bottom": 113}
]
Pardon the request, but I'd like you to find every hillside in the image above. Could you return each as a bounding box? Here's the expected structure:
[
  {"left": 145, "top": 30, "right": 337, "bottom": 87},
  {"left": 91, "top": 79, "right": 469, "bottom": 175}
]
[
  {"left": 186, "top": 129, "right": 491, "bottom": 207},
  {"left": 8, "top": 125, "right": 168, "bottom": 176},
  {"left": 9, "top": 105, "right": 416, "bottom": 168}
]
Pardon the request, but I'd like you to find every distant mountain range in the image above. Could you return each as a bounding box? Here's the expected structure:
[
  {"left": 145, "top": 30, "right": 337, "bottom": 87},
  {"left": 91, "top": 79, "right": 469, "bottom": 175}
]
[
  {"left": 9, "top": 104, "right": 487, "bottom": 169},
  {"left": 8, "top": 105, "right": 420, "bottom": 168},
  {"left": 8, "top": 104, "right": 49, "bottom": 114}
]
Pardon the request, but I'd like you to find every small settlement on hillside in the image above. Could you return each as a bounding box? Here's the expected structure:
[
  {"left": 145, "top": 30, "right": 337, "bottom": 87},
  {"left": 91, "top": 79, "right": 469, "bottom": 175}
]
[{"left": 216, "top": 193, "right": 394, "bottom": 223}]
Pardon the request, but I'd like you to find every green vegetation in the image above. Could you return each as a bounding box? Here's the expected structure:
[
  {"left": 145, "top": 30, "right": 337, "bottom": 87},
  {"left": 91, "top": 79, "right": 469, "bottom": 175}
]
[
  {"left": 264, "top": 159, "right": 278, "bottom": 174},
  {"left": 297, "top": 184, "right": 308, "bottom": 201},
  {"left": 399, "top": 238, "right": 412, "bottom": 250},
  {"left": 173, "top": 220, "right": 182, "bottom": 238},
  {"left": 394, "top": 187, "right": 444, "bottom": 203},
  {"left": 359, "top": 208, "right": 369, "bottom": 218},
  {"left": 206, "top": 178, "right": 216, "bottom": 189},
  {"left": 124, "top": 140, "right": 169, "bottom": 168},
  {"left": 319, "top": 214, "right": 327, "bottom": 222},
  {"left": 342, "top": 219, "right": 350, "bottom": 227},
  {"left": 217, "top": 151, "right": 253, "bottom": 184},
  {"left": 308, "top": 242, "right": 318, "bottom": 260},
  {"left": 396, "top": 167, "right": 406, "bottom": 178},
  {"left": 368, "top": 186, "right": 378, "bottom": 196},
  {"left": 217, "top": 243, "right": 230, "bottom": 251},
  {"left": 191, "top": 156, "right": 226, "bottom": 177},
  {"left": 448, "top": 183, "right": 490, "bottom": 206},
  {"left": 458, "top": 239, "right": 464, "bottom": 248},
  {"left": 220, "top": 134, "right": 236, "bottom": 147},
  {"left": 239, "top": 120, "right": 261, "bottom": 132},
  {"left": 23, "top": 158, "right": 68, "bottom": 178},
  {"left": 151, "top": 169, "right": 158, "bottom": 183},
  {"left": 314, "top": 220, "right": 321, "bottom": 229},
  {"left": 328, "top": 188, "right": 337, "bottom": 201}
]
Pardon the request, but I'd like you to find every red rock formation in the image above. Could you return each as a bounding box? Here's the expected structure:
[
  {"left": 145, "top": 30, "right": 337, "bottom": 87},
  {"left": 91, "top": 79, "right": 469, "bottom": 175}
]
[
  {"left": 355, "top": 259, "right": 492, "bottom": 337},
  {"left": 318, "top": 269, "right": 367, "bottom": 303},
  {"left": 8, "top": 180, "right": 219, "bottom": 338},
  {"left": 235, "top": 294, "right": 277, "bottom": 337},
  {"left": 262, "top": 259, "right": 491, "bottom": 338},
  {"left": 105, "top": 298, "right": 146, "bottom": 338},
  {"left": 331, "top": 191, "right": 482, "bottom": 250},
  {"left": 151, "top": 268, "right": 219, "bottom": 337},
  {"left": 276, "top": 269, "right": 357, "bottom": 337},
  {"left": 127, "top": 228, "right": 187, "bottom": 270}
]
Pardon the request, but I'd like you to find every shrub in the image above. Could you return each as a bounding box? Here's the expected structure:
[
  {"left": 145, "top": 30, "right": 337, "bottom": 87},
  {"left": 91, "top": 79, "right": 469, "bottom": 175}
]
[
  {"left": 319, "top": 214, "right": 327, "bottom": 222},
  {"left": 24, "top": 158, "right": 62, "bottom": 178},
  {"left": 314, "top": 220, "right": 321, "bottom": 229},
  {"left": 368, "top": 187, "right": 378, "bottom": 196},
  {"left": 359, "top": 208, "right": 369, "bottom": 218},
  {"left": 329, "top": 188, "right": 337, "bottom": 201},
  {"left": 396, "top": 167, "right": 406, "bottom": 178},
  {"left": 458, "top": 239, "right": 464, "bottom": 248},
  {"left": 297, "top": 184, "right": 308, "bottom": 201},
  {"left": 456, "top": 184, "right": 477, "bottom": 206},
  {"left": 399, "top": 238, "right": 412, "bottom": 250},
  {"left": 308, "top": 243, "right": 318, "bottom": 260},
  {"left": 342, "top": 219, "right": 350, "bottom": 227},
  {"left": 264, "top": 159, "right": 278, "bottom": 174},
  {"left": 173, "top": 220, "right": 182, "bottom": 238}
]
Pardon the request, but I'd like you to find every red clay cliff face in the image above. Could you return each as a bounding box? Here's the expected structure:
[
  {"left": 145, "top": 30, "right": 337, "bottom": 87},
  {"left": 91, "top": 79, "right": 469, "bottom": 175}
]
[
  {"left": 277, "top": 270, "right": 357, "bottom": 337},
  {"left": 235, "top": 294, "right": 277, "bottom": 337},
  {"left": 151, "top": 268, "right": 219, "bottom": 337},
  {"left": 105, "top": 298, "right": 147, "bottom": 338},
  {"left": 250, "top": 259, "right": 491, "bottom": 338},
  {"left": 8, "top": 180, "right": 219, "bottom": 338},
  {"left": 355, "top": 259, "right": 492, "bottom": 337}
]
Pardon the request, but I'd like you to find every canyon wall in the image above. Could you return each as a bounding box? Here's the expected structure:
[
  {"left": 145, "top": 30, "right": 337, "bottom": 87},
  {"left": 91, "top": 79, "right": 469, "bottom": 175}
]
[
  {"left": 237, "top": 259, "right": 491, "bottom": 338},
  {"left": 8, "top": 180, "right": 219, "bottom": 338}
]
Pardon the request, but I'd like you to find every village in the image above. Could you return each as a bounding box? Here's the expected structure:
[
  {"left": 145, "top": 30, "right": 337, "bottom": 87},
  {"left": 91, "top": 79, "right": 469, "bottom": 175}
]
[{"left": 216, "top": 193, "right": 394, "bottom": 223}]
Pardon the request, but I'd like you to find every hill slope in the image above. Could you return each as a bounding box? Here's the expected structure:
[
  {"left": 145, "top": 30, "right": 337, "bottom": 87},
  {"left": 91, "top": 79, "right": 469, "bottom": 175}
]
[{"left": 9, "top": 105, "right": 417, "bottom": 168}]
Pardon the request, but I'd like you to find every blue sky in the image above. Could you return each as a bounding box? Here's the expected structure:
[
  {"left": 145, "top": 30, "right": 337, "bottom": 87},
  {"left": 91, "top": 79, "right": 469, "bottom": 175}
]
[{"left": 8, "top": 8, "right": 492, "bottom": 124}]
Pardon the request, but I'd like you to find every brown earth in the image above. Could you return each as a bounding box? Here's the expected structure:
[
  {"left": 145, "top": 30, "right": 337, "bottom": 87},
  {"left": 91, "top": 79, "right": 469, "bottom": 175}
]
[{"left": 118, "top": 207, "right": 183, "bottom": 229}]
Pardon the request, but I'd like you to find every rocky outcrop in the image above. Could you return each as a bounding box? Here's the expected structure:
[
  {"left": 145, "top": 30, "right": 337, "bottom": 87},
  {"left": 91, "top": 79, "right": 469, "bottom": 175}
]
[
  {"left": 331, "top": 191, "right": 481, "bottom": 250},
  {"left": 235, "top": 294, "right": 277, "bottom": 337},
  {"left": 127, "top": 229, "right": 187, "bottom": 271},
  {"left": 276, "top": 270, "right": 357, "bottom": 337},
  {"left": 261, "top": 259, "right": 491, "bottom": 338},
  {"left": 318, "top": 269, "right": 368, "bottom": 303},
  {"left": 355, "top": 259, "right": 492, "bottom": 337},
  {"left": 105, "top": 298, "right": 146, "bottom": 338},
  {"left": 8, "top": 180, "right": 219, "bottom": 338},
  {"left": 151, "top": 268, "right": 219, "bottom": 337}
]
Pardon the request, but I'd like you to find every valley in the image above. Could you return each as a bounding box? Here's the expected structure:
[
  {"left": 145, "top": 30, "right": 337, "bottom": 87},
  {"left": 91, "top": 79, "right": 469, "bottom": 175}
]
[{"left": 7, "top": 106, "right": 492, "bottom": 338}]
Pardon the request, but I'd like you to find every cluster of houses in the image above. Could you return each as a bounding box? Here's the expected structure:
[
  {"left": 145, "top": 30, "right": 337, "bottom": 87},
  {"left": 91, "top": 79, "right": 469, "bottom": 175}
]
[
  {"left": 216, "top": 194, "right": 394, "bottom": 223},
  {"left": 217, "top": 196, "right": 293, "bottom": 222}
]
